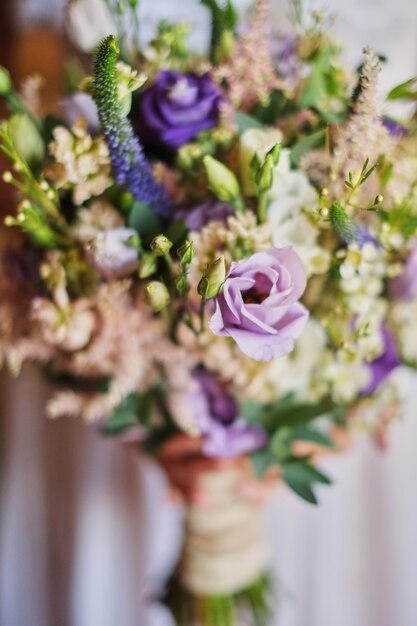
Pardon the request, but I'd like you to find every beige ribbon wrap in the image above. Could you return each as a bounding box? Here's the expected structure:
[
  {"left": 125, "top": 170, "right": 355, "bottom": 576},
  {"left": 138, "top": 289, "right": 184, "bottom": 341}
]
[{"left": 180, "top": 469, "right": 267, "bottom": 596}]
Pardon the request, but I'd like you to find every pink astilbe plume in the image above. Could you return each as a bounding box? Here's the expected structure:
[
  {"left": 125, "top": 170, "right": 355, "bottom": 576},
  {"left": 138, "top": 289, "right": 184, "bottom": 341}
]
[
  {"left": 302, "top": 47, "right": 394, "bottom": 191},
  {"left": 214, "top": 0, "right": 284, "bottom": 111},
  {"left": 42, "top": 281, "right": 197, "bottom": 422},
  {"left": 333, "top": 46, "right": 393, "bottom": 177}
]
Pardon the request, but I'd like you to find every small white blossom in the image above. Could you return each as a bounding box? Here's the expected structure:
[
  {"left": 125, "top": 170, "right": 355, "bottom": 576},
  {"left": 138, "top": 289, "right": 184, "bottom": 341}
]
[{"left": 47, "top": 119, "right": 112, "bottom": 206}]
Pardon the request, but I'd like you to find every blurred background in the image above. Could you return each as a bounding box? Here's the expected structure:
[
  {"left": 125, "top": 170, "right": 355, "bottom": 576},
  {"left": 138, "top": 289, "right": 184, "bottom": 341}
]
[{"left": 1, "top": 1, "right": 417, "bottom": 625}]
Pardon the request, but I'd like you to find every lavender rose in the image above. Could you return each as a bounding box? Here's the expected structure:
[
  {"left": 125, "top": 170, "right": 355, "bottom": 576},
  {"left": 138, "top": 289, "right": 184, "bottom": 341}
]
[
  {"left": 389, "top": 248, "right": 417, "bottom": 301},
  {"left": 136, "top": 70, "right": 222, "bottom": 150},
  {"left": 209, "top": 248, "right": 309, "bottom": 361},
  {"left": 192, "top": 370, "right": 267, "bottom": 458}
]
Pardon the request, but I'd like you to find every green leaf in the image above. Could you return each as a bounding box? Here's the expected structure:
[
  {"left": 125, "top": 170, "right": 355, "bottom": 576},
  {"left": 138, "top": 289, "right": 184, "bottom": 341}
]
[
  {"left": 144, "top": 425, "right": 176, "bottom": 454},
  {"left": 165, "top": 219, "right": 187, "bottom": 245},
  {"left": 101, "top": 391, "right": 153, "bottom": 436},
  {"left": 241, "top": 399, "right": 264, "bottom": 423},
  {"left": 41, "top": 114, "right": 68, "bottom": 144},
  {"left": 282, "top": 461, "right": 332, "bottom": 504},
  {"left": 101, "top": 392, "right": 140, "bottom": 435},
  {"left": 201, "top": 0, "right": 238, "bottom": 61},
  {"left": 290, "top": 129, "right": 326, "bottom": 167},
  {"left": 250, "top": 449, "right": 276, "bottom": 478},
  {"left": 283, "top": 473, "right": 318, "bottom": 504},
  {"left": 251, "top": 89, "right": 288, "bottom": 125},
  {"left": 382, "top": 202, "right": 417, "bottom": 240},
  {"left": 235, "top": 111, "right": 265, "bottom": 134},
  {"left": 128, "top": 201, "right": 161, "bottom": 243},
  {"left": 387, "top": 77, "right": 417, "bottom": 101},
  {"left": 263, "top": 399, "right": 334, "bottom": 431},
  {"left": 270, "top": 427, "right": 293, "bottom": 461},
  {"left": 290, "top": 426, "right": 334, "bottom": 448}
]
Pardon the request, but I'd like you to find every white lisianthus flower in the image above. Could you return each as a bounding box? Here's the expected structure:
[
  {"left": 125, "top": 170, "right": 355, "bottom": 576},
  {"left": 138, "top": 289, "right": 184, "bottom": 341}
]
[
  {"left": 267, "top": 169, "right": 318, "bottom": 222},
  {"left": 239, "top": 127, "right": 284, "bottom": 196},
  {"left": 66, "top": 0, "right": 116, "bottom": 53},
  {"left": 264, "top": 160, "right": 325, "bottom": 276},
  {"left": 271, "top": 213, "right": 330, "bottom": 275},
  {"left": 275, "top": 318, "right": 328, "bottom": 401}
]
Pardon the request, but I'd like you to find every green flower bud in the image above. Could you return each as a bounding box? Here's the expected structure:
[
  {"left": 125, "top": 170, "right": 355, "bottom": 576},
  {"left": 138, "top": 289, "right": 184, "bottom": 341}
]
[
  {"left": 267, "top": 143, "right": 281, "bottom": 166},
  {"left": 239, "top": 128, "right": 282, "bottom": 196},
  {"left": 146, "top": 281, "right": 170, "bottom": 311},
  {"left": 255, "top": 153, "right": 275, "bottom": 192},
  {"left": 151, "top": 234, "right": 173, "bottom": 256},
  {"left": 177, "top": 240, "right": 195, "bottom": 265},
  {"left": 139, "top": 252, "right": 157, "bottom": 278},
  {"left": 175, "top": 274, "right": 188, "bottom": 293},
  {"left": 198, "top": 256, "right": 226, "bottom": 300},
  {"left": 0, "top": 66, "right": 11, "bottom": 95},
  {"left": 119, "top": 191, "right": 134, "bottom": 211},
  {"left": 8, "top": 114, "right": 45, "bottom": 166},
  {"left": 127, "top": 232, "right": 141, "bottom": 250},
  {"left": 213, "top": 29, "right": 236, "bottom": 64},
  {"left": 203, "top": 155, "right": 241, "bottom": 204}
]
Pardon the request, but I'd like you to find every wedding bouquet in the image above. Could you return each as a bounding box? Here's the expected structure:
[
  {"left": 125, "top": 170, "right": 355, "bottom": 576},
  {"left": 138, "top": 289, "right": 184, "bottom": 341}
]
[{"left": 1, "top": 0, "right": 417, "bottom": 623}]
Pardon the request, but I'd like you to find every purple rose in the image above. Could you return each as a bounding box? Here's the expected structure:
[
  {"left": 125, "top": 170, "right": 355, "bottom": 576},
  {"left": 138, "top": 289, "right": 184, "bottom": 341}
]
[
  {"left": 389, "top": 247, "right": 417, "bottom": 301},
  {"left": 176, "top": 198, "right": 233, "bottom": 231},
  {"left": 136, "top": 71, "right": 222, "bottom": 150},
  {"left": 192, "top": 370, "right": 267, "bottom": 458},
  {"left": 85, "top": 228, "right": 139, "bottom": 280},
  {"left": 209, "top": 248, "right": 309, "bottom": 361},
  {"left": 362, "top": 325, "right": 400, "bottom": 395}
]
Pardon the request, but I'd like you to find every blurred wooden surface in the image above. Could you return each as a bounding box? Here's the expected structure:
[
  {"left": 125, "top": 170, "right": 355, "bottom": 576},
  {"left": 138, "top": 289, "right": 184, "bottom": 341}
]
[{"left": 9, "top": 28, "right": 67, "bottom": 113}]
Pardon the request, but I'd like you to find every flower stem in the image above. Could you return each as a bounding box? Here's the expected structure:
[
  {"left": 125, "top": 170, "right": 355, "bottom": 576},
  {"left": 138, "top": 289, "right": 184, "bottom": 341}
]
[
  {"left": 257, "top": 191, "right": 268, "bottom": 223},
  {"left": 199, "top": 298, "right": 207, "bottom": 332},
  {"left": 233, "top": 195, "right": 246, "bottom": 214}
]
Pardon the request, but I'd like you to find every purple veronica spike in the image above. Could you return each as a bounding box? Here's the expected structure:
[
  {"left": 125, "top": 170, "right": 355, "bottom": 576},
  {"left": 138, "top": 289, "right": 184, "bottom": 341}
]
[{"left": 92, "top": 36, "right": 170, "bottom": 218}]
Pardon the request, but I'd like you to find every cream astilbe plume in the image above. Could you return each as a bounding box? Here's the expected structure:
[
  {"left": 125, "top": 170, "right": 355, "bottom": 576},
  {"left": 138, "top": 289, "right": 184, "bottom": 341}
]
[
  {"left": 333, "top": 47, "right": 393, "bottom": 178},
  {"left": 214, "top": 0, "right": 284, "bottom": 111}
]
